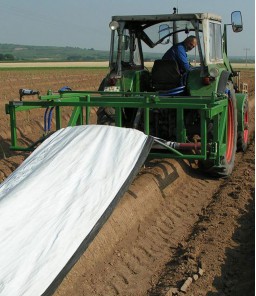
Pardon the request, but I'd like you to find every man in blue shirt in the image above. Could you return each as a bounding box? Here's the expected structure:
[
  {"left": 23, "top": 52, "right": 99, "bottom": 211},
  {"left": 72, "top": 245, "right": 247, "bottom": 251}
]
[{"left": 162, "top": 36, "right": 197, "bottom": 74}]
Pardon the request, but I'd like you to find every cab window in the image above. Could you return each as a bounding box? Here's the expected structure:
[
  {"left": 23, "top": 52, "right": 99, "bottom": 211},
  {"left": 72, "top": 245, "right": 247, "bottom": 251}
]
[{"left": 209, "top": 22, "right": 222, "bottom": 62}]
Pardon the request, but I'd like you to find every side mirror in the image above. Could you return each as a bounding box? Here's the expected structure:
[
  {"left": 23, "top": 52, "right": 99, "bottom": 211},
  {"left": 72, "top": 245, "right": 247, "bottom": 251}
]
[
  {"left": 159, "top": 24, "right": 170, "bottom": 44},
  {"left": 231, "top": 11, "right": 243, "bottom": 33}
]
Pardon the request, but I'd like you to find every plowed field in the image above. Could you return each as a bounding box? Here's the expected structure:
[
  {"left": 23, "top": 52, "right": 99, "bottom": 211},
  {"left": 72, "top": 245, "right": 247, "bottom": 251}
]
[{"left": 0, "top": 67, "right": 254, "bottom": 296}]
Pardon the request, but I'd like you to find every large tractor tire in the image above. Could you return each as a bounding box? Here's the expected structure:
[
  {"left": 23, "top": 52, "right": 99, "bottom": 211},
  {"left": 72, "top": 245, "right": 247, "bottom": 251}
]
[
  {"left": 237, "top": 97, "right": 249, "bottom": 152},
  {"left": 200, "top": 84, "right": 237, "bottom": 177},
  {"left": 219, "top": 87, "right": 238, "bottom": 176}
]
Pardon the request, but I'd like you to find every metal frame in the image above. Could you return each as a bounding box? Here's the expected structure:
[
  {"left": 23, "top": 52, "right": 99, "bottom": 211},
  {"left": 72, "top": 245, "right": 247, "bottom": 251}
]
[{"left": 5, "top": 90, "right": 228, "bottom": 167}]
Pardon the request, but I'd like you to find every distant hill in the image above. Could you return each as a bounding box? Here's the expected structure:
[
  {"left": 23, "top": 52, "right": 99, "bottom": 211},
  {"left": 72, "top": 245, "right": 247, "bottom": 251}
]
[
  {"left": 0, "top": 43, "right": 254, "bottom": 63},
  {"left": 0, "top": 43, "right": 162, "bottom": 62},
  {"left": 0, "top": 43, "right": 110, "bottom": 62}
]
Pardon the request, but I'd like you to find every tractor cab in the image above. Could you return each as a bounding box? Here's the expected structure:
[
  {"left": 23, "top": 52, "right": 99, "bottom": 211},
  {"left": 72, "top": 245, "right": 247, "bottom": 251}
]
[{"left": 103, "top": 11, "right": 243, "bottom": 96}]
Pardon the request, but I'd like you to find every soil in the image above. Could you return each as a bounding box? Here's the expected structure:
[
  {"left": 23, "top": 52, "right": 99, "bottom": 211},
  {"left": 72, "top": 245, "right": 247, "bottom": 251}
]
[{"left": 0, "top": 68, "right": 254, "bottom": 296}]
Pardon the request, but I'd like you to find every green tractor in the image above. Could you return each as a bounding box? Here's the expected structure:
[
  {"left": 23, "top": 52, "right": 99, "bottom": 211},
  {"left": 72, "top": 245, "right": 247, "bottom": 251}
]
[
  {"left": 6, "top": 10, "right": 249, "bottom": 177},
  {"left": 96, "top": 10, "right": 248, "bottom": 177}
]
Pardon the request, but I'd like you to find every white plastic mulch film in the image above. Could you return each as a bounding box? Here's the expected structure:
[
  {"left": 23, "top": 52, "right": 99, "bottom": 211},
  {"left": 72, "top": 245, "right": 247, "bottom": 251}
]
[{"left": 0, "top": 125, "right": 153, "bottom": 296}]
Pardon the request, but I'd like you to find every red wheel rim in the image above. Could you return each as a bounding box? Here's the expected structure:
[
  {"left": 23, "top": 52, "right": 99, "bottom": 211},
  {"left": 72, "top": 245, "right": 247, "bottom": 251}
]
[
  {"left": 243, "top": 109, "right": 249, "bottom": 144},
  {"left": 226, "top": 98, "right": 234, "bottom": 162}
]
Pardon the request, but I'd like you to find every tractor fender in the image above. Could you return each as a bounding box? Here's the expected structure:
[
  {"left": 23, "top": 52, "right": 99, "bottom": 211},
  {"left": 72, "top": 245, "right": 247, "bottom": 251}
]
[
  {"left": 121, "top": 70, "right": 150, "bottom": 92},
  {"left": 217, "top": 70, "right": 230, "bottom": 93}
]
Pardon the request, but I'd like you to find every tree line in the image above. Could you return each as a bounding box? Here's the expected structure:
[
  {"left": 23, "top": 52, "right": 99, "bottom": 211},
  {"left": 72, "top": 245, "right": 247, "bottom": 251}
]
[{"left": 0, "top": 53, "right": 15, "bottom": 61}]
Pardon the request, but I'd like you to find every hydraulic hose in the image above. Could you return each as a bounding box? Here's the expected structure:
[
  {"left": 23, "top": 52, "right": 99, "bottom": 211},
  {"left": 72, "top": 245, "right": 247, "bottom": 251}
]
[{"left": 44, "top": 107, "right": 55, "bottom": 134}]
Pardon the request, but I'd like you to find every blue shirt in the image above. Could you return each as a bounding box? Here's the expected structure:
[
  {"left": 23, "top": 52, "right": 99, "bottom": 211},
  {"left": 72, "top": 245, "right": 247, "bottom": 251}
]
[{"left": 162, "top": 42, "right": 191, "bottom": 74}]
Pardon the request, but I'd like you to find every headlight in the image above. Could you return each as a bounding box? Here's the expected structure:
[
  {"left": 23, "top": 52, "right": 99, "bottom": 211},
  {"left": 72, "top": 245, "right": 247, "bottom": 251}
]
[
  {"left": 109, "top": 21, "right": 119, "bottom": 31},
  {"left": 209, "top": 67, "right": 219, "bottom": 78}
]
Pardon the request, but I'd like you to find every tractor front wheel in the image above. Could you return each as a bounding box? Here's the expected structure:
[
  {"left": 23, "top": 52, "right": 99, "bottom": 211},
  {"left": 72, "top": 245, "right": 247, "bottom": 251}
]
[{"left": 97, "top": 107, "right": 116, "bottom": 125}]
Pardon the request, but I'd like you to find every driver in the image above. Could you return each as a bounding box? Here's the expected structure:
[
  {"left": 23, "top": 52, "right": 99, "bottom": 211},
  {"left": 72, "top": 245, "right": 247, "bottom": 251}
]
[{"left": 162, "top": 36, "right": 197, "bottom": 74}]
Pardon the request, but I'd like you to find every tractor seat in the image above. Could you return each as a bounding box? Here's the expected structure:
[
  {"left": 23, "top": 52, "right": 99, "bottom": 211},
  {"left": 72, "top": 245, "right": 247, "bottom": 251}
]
[{"left": 151, "top": 59, "right": 182, "bottom": 91}]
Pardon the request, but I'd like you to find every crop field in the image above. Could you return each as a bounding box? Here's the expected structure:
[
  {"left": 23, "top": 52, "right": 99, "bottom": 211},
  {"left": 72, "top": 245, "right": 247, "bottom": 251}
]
[
  {"left": 0, "top": 67, "right": 254, "bottom": 296},
  {"left": 0, "top": 61, "right": 110, "bottom": 68}
]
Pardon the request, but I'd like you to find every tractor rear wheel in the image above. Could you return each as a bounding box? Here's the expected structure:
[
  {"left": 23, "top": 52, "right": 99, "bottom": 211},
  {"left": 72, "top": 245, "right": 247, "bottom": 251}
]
[
  {"left": 200, "top": 84, "right": 237, "bottom": 177},
  {"left": 237, "top": 98, "right": 249, "bottom": 152},
  {"left": 220, "top": 89, "right": 238, "bottom": 175}
]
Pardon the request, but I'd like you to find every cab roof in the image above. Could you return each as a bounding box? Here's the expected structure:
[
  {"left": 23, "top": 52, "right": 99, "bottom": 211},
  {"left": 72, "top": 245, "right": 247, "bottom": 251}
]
[{"left": 112, "top": 13, "right": 222, "bottom": 23}]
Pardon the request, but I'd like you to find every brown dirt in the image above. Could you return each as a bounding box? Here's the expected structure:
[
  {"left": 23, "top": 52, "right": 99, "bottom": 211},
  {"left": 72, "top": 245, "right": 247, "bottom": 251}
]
[{"left": 0, "top": 68, "right": 254, "bottom": 296}]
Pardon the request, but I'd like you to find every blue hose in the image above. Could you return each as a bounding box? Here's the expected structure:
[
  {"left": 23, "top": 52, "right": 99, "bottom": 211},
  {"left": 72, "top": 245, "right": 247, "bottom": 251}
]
[
  {"left": 159, "top": 86, "right": 185, "bottom": 96},
  {"left": 44, "top": 107, "right": 49, "bottom": 133},
  {"left": 47, "top": 107, "right": 54, "bottom": 132},
  {"left": 44, "top": 107, "right": 55, "bottom": 133}
]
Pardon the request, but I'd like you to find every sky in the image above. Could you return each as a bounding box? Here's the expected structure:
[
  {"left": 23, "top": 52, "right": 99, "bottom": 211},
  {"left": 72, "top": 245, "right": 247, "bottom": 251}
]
[{"left": 0, "top": 0, "right": 254, "bottom": 57}]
